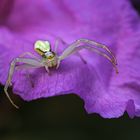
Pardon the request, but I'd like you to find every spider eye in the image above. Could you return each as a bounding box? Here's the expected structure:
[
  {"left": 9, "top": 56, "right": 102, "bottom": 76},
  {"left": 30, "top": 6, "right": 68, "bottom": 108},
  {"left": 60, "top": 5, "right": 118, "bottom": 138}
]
[
  {"left": 34, "top": 40, "right": 51, "bottom": 55},
  {"left": 45, "top": 52, "right": 55, "bottom": 59}
]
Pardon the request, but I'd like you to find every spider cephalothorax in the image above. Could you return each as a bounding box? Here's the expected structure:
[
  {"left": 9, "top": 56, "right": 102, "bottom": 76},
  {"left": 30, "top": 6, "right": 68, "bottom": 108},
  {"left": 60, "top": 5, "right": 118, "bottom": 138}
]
[
  {"left": 44, "top": 51, "right": 55, "bottom": 59},
  {"left": 4, "top": 38, "right": 118, "bottom": 108}
]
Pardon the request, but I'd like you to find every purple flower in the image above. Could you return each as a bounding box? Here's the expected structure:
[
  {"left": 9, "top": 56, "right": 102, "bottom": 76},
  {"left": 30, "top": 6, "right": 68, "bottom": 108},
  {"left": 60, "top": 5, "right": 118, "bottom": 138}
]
[{"left": 0, "top": 0, "right": 140, "bottom": 118}]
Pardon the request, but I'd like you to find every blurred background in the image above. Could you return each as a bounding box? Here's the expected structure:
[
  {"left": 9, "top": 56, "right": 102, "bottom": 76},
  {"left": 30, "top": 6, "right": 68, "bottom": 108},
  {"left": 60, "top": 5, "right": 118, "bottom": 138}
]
[
  {"left": 0, "top": 0, "right": 140, "bottom": 140},
  {"left": 0, "top": 84, "right": 140, "bottom": 140}
]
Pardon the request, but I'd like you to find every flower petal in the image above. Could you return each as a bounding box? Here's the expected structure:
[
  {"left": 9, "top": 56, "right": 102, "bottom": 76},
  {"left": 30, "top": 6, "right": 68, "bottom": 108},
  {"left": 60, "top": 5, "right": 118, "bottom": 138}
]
[{"left": 0, "top": 0, "right": 140, "bottom": 118}]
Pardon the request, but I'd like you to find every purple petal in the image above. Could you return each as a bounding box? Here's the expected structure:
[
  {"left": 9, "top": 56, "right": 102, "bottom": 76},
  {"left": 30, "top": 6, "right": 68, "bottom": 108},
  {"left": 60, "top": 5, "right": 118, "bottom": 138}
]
[
  {"left": 0, "top": 0, "right": 140, "bottom": 118},
  {"left": 126, "top": 100, "right": 135, "bottom": 119}
]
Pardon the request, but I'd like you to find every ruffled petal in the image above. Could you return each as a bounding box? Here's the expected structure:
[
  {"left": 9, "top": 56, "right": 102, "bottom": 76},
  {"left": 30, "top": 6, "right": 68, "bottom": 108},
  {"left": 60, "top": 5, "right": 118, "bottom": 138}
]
[{"left": 0, "top": 0, "right": 140, "bottom": 118}]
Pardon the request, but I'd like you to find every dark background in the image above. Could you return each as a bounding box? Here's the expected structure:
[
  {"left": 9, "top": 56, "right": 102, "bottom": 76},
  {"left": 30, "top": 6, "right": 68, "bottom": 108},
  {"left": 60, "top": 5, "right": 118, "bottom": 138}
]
[
  {"left": 0, "top": 86, "right": 140, "bottom": 140},
  {"left": 0, "top": 1, "right": 140, "bottom": 140}
]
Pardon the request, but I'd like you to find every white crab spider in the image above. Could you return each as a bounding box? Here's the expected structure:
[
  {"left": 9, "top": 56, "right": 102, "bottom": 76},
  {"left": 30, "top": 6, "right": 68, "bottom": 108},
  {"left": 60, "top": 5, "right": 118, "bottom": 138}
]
[{"left": 4, "top": 38, "right": 118, "bottom": 109}]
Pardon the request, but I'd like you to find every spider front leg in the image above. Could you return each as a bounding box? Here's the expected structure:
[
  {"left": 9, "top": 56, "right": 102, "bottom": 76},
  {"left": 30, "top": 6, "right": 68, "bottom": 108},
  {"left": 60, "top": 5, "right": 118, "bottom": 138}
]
[
  {"left": 58, "top": 39, "right": 118, "bottom": 74},
  {"left": 73, "top": 46, "right": 118, "bottom": 73},
  {"left": 4, "top": 57, "right": 44, "bottom": 109},
  {"left": 77, "top": 39, "right": 117, "bottom": 65}
]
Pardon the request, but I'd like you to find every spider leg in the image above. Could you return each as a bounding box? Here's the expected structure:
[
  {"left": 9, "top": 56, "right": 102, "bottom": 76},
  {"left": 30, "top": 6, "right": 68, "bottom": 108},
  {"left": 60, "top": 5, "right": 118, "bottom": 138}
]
[
  {"left": 54, "top": 38, "right": 81, "bottom": 69},
  {"left": 59, "top": 41, "right": 118, "bottom": 74},
  {"left": 83, "top": 46, "right": 118, "bottom": 73},
  {"left": 15, "top": 64, "right": 41, "bottom": 70},
  {"left": 77, "top": 39, "right": 117, "bottom": 65},
  {"left": 4, "top": 57, "right": 44, "bottom": 109},
  {"left": 59, "top": 39, "right": 117, "bottom": 65},
  {"left": 54, "top": 38, "right": 67, "bottom": 53},
  {"left": 19, "top": 52, "right": 40, "bottom": 61},
  {"left": 54, "top": 39, "right": 60, "bottom": 53},
  {"left": 15, "top": 64, "right": 42, "bottom": 88},
  {"left": 74, "top": 46, "right": 118, "bottom": 73},
  {"left": 75, "top": 46, "right": 118, "bottom": 73},
  {"left": 58, "top": 40, "right": 80, "bottom": 60},
  {"left": 76, "top": 52, "right": 87, "bottom": 64},
  {"left": 56, "top": 59, "right": 61, "bottom": 69},
  {"left": 54, "top": 38, "right": 68, "bottom": 69}
]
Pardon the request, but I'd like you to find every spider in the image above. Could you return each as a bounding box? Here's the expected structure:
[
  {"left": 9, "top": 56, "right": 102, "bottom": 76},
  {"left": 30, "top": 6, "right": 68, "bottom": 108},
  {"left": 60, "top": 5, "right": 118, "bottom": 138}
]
[{"left": 4, "top": 38, "right": 118, "bottom": 109}]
